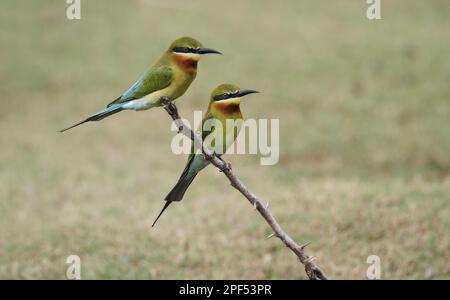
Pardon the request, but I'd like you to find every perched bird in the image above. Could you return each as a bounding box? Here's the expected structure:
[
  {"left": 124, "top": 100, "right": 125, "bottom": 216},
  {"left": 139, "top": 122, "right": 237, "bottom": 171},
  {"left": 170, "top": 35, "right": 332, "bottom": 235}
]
[
  {"left": 60, "top": 37, "right": 221, "bottom": 132},
  {"left": 152, "top": 84, "right": 259, "bottom": 226}
]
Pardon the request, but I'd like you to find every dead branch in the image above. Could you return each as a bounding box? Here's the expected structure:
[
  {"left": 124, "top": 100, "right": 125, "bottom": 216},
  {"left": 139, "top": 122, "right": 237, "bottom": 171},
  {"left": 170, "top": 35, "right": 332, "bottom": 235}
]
[{"left": 161, "top": 98, "right": 329, "bottom": 280}]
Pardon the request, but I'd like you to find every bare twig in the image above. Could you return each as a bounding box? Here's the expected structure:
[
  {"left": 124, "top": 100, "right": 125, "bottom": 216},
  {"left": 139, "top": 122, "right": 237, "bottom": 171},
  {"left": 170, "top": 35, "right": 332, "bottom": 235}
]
[{"left": 161, "top": 98, "right": 329, "bottom": 280}]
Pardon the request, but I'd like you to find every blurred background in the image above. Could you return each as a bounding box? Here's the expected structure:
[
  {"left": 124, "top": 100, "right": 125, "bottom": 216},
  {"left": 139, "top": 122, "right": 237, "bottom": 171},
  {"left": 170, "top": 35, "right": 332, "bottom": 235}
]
[{"left": 0, "top": 0, "right": 449, "bottom": 279}]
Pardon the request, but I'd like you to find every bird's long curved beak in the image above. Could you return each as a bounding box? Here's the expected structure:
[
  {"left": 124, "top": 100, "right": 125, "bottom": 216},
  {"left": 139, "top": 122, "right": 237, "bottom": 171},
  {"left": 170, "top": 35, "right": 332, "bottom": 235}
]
[
  {"left": 197, "top": 47, "right": 222, "bottom": 55},
  {"left": 237, "top": 89, "right": 259, "bottom": 97}
]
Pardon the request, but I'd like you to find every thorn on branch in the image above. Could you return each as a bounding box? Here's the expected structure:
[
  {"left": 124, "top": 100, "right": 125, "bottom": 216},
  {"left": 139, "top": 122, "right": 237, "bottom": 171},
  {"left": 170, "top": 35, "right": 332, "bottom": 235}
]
[
  {"left": 265, "top": 233, "right": 276, "bottom": 240},
  {"left": 300, "top": 242, "right": 311, "bottom": 251}
]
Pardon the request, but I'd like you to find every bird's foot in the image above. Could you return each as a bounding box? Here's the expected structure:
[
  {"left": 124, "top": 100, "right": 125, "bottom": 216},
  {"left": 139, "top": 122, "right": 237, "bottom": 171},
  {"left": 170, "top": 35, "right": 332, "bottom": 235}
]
[{"left": 161, "top": 97, "right": 178, "bottom": 115}]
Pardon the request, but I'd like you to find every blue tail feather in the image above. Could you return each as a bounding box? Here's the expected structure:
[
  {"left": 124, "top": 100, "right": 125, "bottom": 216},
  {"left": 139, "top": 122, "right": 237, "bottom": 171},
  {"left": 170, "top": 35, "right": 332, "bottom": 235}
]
[{"left": 60, "top": 104, "right": 124, "bottom": 132}]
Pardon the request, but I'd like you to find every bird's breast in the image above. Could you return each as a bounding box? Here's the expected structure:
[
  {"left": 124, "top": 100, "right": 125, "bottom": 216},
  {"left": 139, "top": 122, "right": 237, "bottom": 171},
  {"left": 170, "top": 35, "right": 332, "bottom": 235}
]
[
  {"left": 213, "top": 102, "right": 241, "bottom": 115},
  {"left": 169, "top": 65, "right": 196, "bottom": 99},
  {"left": 173, "top": 55, "right": 198, "bottom": 73}
]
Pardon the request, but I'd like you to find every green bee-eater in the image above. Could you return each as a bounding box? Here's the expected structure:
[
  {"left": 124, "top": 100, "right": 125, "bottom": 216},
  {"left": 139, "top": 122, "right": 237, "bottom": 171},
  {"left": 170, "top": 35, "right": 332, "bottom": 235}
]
[
  {"left": 152, "top": 84, "right": 259, "bottom": 226},
  {"left": 60, "top": 37, "right": 221, "bottom": 132}
]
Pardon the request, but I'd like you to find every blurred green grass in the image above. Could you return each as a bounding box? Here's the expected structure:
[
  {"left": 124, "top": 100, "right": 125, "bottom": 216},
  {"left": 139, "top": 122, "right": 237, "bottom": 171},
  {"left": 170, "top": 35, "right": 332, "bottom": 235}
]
[{"left": 0, "top": 0, "right": 449, "bottom": 279}]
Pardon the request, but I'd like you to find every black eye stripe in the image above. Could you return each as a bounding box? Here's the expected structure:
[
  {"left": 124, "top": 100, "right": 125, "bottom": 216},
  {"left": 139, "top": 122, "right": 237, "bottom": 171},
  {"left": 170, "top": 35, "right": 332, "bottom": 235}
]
[
  {"left": 172, "top": 47, "right": 197, "bottom": 53},
  {"left": 213, "top": 94, "right": 228, "bottom": 101}
]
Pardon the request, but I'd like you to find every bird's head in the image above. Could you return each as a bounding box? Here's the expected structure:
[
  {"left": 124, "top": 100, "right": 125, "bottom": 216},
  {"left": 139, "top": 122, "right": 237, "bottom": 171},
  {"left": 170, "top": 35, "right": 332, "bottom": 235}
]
[
  {"left": 168, "top": 37, "right": 222, "bottom": 63},
  {"left": 211, "top": 84, "right": 259, "bottom": 105},
  {"left": 209, "top": 84, "right": 259, "bottom": 114}
]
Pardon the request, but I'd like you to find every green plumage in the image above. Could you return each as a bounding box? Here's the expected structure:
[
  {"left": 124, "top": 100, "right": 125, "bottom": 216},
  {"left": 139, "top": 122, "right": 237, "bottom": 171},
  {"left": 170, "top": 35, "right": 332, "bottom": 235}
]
[
  {"left": 107, "top": 65, "right": 174, "bottom": 106},
  {"left": 61, "top": 37, "right": 221, "bottom": 132}
]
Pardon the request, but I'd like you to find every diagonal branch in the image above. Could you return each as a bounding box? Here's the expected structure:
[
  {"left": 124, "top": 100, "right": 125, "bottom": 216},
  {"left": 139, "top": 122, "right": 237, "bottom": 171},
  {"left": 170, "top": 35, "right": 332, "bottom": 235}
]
[{"left": 161, "top": 98, "right": 329, "bottom": 280}]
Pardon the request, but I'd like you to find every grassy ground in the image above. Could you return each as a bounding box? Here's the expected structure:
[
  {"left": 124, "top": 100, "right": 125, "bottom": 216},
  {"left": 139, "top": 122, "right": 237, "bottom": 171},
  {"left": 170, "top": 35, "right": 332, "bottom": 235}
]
[{"left": 0, "top": 0, "right": 449, "bottom": 279}]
